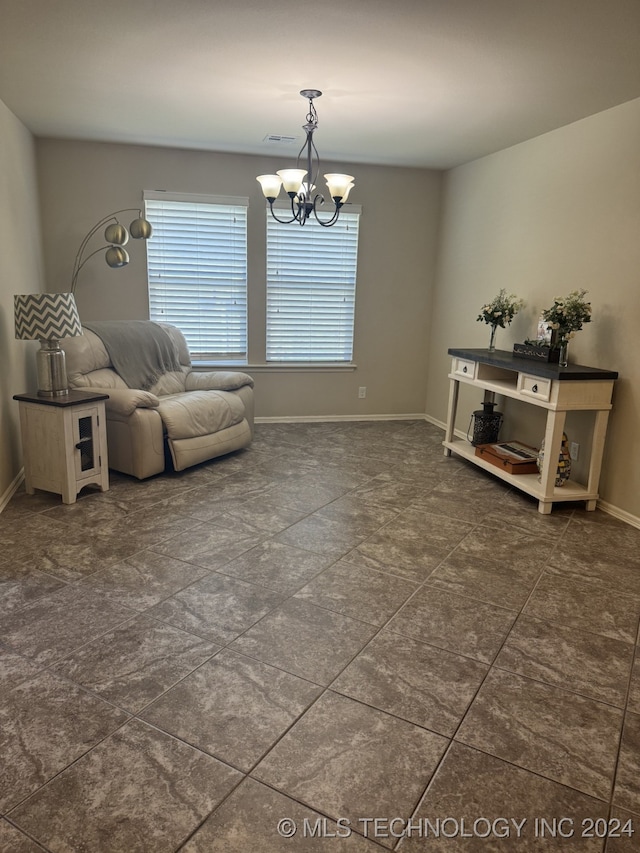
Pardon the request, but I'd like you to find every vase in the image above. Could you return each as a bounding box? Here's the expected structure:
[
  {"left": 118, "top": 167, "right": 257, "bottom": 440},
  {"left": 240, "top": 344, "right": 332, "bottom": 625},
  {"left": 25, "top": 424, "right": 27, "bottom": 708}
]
[
  {"left": 558, "top": 340, "right": 569, "bottom": 367},
  {"left": 488, "top": 325, "right": 498, "bottom": 352},
  {"left": 536, "top": 432, "right": 572, "bottom": 487}
]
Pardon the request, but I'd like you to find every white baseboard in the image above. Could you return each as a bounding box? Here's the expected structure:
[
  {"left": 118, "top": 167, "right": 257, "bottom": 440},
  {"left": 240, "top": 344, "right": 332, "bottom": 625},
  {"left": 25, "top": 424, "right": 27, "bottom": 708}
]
[
  {"left": 0, "top": 469, "right": 24, "bottom": 514},
  {"left": 424, "top": 413, "right": 447, "bottom": 431},
  {"left": 255, "top": 413, "right": 428, "bottom": 424},
  {"left": 595, "top": 500, "right": 640, "bottom": 530}
]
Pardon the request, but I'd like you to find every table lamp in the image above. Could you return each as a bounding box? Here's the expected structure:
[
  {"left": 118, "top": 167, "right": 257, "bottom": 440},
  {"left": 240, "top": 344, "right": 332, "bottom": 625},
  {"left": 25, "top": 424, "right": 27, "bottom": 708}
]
[{"left": 14, "top": 292, "right": 83, "bottom": 397}]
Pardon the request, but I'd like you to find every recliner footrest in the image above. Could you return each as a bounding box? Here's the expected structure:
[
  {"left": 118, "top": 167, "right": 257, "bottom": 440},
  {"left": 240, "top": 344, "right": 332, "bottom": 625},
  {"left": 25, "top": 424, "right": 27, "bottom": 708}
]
[{"left": 157, "top": 390, "right": 245, "bottom": 441}]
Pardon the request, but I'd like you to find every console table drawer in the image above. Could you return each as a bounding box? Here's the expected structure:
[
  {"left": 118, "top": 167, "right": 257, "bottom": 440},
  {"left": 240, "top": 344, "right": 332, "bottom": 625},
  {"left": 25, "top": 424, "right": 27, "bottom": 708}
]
[
  {"left": 518, "top": 373, "right": 551, "bottom": 401},
  {"left": 453, "top": 358, "right": 477, "bottom": 379}
]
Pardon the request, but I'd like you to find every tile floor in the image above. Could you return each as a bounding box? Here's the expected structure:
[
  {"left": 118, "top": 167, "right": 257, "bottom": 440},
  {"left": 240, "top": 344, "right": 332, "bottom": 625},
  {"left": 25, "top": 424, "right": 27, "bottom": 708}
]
[{"left": 0, "top": 420, "right": 639, "bottom": 852}]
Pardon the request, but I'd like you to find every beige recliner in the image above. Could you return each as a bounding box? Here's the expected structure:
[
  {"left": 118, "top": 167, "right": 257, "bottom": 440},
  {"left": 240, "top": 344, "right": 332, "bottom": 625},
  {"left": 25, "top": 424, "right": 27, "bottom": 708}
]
[{"left": 61, "top": 321, "right": 254, "bottom": 479}]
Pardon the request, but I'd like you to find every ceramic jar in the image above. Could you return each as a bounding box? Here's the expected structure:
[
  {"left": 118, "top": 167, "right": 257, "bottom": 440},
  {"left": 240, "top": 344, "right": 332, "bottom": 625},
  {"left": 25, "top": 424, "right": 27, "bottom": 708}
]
[{"left": 536, "top": 432, "right": 572, "bottom": 486}]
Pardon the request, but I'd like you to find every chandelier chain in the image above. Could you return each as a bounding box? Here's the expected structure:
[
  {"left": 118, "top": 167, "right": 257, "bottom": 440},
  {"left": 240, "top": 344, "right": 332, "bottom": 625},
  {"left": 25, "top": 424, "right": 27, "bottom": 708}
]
[{"left": 305, "top": 98, "right": 318, "bottom": 129}]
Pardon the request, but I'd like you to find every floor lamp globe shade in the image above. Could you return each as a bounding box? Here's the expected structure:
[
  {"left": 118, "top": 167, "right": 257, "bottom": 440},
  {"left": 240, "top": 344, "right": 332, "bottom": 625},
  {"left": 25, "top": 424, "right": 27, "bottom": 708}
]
[
  {"left": 129, "top": 217, "right": 152, "bottom": 239},
  {"left": 105, "top": 246, "right": 129, "bottom": 268},
  {"left": 104, "top": 223, "right": 129, "bottom": 245}
]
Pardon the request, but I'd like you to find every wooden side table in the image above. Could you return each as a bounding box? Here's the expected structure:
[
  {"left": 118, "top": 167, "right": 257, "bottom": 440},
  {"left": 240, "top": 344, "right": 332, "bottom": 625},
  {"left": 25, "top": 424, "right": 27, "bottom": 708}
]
[{"left": 14, "top": 390, "right": 110, "bottom": 504}]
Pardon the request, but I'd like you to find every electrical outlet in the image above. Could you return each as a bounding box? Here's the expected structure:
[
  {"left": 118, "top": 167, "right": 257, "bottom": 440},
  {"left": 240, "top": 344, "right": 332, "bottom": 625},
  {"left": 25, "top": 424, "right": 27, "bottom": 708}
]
[
  {"left": 358, "top": 386, "right": 367, "bottom": 399},
  {"left": 570, "top": 441, "right": 579, "bottom": 461}
]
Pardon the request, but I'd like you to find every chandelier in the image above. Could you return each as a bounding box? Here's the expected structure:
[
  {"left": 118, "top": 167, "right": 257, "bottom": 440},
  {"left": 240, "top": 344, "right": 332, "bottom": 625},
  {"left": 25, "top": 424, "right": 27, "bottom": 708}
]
[{"left": 257, "top": 90, "right": 354, "bottom": 227}]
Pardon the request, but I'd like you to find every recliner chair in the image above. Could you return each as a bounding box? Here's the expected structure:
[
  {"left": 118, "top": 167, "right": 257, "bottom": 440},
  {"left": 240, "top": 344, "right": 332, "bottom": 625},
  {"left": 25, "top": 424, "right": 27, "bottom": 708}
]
[{"left": 61, "top": 321, "right": 254, "bottom": 479}]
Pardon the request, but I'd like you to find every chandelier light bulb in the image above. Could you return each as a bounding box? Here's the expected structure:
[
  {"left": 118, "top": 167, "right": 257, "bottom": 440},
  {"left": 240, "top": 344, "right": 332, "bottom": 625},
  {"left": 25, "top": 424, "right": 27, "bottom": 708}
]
[
  {"left": 276, "top": 169, "right": 307, "bottom": 196},
  {"left": 324, "top": 173, "right": 355, "bottom": 201},
  {"left": 341, "top": 183, "right": 355, "bottom": 202},
  {"left": 257, "top": 174, "right": 283, "bottom": 201},
  {"left": 295, "top": 182, "right": 317, "bottom": 202}
]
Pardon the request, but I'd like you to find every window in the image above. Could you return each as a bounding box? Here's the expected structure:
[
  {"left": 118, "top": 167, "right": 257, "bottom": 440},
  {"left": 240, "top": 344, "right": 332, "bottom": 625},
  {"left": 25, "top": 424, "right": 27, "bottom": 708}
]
[
  {"left": 145, "top": 192, "right": 248, "bottom": 362},
  {"left": 266, "top": 209, "right": 360, "bottom": 362}
]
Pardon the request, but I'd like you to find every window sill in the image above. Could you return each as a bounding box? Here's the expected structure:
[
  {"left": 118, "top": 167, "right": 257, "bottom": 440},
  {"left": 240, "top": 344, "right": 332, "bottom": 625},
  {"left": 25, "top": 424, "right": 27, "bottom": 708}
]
[{"left": 192, "top": 362, "right": 357, "bottom": 373}]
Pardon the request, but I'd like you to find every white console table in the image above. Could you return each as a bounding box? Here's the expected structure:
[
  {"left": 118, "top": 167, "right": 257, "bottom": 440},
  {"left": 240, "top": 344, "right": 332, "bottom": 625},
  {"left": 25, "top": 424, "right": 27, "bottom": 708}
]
[{"left": 443, "top": 348, "right": 618, "bottom": 514}]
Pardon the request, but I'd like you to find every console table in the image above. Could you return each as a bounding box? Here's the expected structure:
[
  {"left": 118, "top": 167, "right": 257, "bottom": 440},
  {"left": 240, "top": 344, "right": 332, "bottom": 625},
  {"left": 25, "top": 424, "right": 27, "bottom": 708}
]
[{"left": 443, "top": 349, "right": 618, "bottom": 514}]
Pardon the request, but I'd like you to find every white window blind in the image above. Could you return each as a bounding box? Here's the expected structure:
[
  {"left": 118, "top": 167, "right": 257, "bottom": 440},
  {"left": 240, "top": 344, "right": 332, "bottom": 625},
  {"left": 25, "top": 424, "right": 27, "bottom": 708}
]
[
  {"left": 144, "top": 192, "right": 248, "bottom": 362},
  {"left": 266, "top": 209, "right": 360, "bottom": 362}
]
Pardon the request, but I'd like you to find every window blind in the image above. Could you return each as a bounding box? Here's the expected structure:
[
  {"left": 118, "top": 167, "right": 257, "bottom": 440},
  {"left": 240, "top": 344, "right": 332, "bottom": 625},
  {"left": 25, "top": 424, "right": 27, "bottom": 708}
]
[
  {"left": 266, "top": 209, "right": 360, "bottom": 362},
  {"left": 144, "top": 192, "right": 248, "bottom": 362}
]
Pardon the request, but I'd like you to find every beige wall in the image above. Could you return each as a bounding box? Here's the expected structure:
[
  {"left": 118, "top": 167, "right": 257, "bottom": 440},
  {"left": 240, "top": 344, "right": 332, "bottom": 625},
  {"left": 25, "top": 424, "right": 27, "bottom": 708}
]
[
  {"left": 0, "top": 100, "right": 44, "bottom": 504},
  {"left": 36, "top": 139, "right": 442, "bottom": 419},
  {"left": 427, "top": 97, "right": 640, "bottom": 519}
]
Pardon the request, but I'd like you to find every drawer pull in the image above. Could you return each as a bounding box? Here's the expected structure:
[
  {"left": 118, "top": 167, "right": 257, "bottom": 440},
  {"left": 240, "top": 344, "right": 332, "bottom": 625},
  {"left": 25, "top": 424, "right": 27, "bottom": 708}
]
[
  {"left": 462, "top": 365, "right": 468, "bottom": 373},
  {"left": 531, "top": 383, "right": 538, "bottom": 393}
]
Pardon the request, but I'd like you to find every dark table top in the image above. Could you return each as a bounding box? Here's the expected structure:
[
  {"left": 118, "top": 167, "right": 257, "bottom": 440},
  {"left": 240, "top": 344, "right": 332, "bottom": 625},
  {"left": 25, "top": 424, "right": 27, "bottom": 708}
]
[
  {"left": 448, "top": 348, "right": 618, "bottom": 381},
  {"left": 13, "top": 389, "right": 110, "bottom": 407}
]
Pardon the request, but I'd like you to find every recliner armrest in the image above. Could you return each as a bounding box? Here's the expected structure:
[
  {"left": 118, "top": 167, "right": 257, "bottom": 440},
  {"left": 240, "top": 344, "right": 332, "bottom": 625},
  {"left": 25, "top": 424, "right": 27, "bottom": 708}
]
[
  {"left": 185, "top": 371, "right": 255, "bottom": 392},
  {"left": 79, "top": 386, "right": 160, "bottom": 416}
]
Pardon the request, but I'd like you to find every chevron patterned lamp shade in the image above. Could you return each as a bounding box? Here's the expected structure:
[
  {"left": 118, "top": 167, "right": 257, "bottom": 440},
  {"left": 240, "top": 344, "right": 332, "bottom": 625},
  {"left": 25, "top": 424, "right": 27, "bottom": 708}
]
[
  {"left": 14, "top": 292, "right": 83, "bottom": 397},
  {"left": 14, "top": 292, "right": 82, "bottom": 341}
]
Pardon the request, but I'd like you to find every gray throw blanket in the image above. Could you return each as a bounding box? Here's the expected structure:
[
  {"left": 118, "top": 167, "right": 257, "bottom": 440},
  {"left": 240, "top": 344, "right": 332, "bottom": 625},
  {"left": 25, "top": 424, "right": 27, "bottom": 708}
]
[{"left": 84, "top": 320, "right": 182, "bottom": 391}]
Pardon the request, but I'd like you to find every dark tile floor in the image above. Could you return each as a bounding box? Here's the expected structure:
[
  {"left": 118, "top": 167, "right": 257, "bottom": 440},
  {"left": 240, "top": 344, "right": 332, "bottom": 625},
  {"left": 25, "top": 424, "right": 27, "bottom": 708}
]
[{"left": 1, "top": 420, "right": 639, "bottom": 852}]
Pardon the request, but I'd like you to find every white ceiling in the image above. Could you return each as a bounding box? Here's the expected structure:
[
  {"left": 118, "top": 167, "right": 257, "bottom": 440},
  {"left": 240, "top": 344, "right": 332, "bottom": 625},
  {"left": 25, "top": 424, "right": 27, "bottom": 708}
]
[{"left": 1, "top": 0, "right": 640, "bottom": 169}]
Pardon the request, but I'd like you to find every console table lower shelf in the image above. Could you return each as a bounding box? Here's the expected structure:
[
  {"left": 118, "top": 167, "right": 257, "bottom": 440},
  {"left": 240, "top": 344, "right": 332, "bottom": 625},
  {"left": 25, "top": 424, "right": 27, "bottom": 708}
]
[{"left": 443, "top": 437, "right": 599, "bottom": 511}]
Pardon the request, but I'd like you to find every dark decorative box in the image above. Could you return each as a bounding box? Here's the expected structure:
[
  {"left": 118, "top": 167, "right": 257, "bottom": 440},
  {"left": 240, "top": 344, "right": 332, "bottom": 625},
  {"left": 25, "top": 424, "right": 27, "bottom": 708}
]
[{"left": 513, "top": 342, "right": 560, "bottom": 363}]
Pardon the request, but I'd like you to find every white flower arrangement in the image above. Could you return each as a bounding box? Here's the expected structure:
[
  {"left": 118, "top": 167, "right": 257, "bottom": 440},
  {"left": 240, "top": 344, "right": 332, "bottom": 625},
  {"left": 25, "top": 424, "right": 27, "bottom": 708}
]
[
  {"left": 541, "top": 289, "right": 592, "bottom": 343},
  {"left": 477, "top": 289, "right": 524, "bottom": 328}
]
